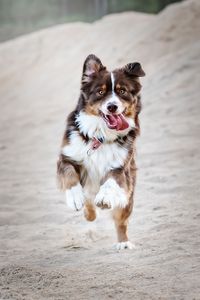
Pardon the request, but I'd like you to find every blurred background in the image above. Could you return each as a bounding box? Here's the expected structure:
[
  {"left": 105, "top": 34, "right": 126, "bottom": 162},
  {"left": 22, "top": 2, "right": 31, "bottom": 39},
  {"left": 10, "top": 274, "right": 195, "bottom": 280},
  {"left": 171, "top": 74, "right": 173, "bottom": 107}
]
[
  {"left": 0, "top": 0, "right": 200, "bottom": 298},
  {"left": 0, "top": 0, "right": 182, "bottom": 42}
]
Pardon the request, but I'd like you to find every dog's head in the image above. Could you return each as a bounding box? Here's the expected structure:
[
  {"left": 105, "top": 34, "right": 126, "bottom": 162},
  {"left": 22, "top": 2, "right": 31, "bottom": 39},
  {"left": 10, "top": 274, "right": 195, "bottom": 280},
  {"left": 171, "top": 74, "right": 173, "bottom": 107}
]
[{"left": 79, "top": 54, "right": 145, "bottom": 132}]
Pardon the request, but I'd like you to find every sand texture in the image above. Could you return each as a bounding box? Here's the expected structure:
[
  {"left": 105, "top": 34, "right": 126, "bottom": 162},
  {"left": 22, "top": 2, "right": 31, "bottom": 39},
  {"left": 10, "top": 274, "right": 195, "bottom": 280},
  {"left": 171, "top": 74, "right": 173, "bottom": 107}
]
[{"left": 0, "top": 0, "right": 200, "bottom": 299}]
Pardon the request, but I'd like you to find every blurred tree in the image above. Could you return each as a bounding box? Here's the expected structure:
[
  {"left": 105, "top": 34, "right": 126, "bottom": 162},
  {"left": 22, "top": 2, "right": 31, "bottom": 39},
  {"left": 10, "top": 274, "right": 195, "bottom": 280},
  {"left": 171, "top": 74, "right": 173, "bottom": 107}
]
[
  {"left": 94, "top": 0, "right": 108, "bottom": 18},
  {"left": 0, "top": 0, "right": 183, "bottom": 42}
]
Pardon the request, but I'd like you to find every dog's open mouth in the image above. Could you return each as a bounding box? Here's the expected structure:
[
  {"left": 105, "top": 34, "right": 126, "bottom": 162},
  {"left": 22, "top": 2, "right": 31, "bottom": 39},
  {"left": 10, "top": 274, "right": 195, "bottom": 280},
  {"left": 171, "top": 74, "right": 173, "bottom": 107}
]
[{"left": 101, "top": 113, "right": 129, "bottom": 131}]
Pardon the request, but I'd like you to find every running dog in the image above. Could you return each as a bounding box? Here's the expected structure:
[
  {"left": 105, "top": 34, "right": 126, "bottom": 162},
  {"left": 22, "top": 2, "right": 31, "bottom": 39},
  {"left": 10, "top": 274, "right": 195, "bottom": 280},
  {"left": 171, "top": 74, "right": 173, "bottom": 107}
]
[{"left": 57, "top": 54, "right": 145, "bottom": 249}]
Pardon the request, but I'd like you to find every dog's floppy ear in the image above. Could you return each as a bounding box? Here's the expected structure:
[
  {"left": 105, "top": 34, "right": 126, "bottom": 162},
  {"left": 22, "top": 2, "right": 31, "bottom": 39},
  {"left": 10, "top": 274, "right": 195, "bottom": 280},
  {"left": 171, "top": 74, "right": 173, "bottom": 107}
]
[
  {"left": 82, "top": 54, "right": 106, "bottom": 83},
  {"left": 124, "top": 62, "right": 145, "bottom": 77}
]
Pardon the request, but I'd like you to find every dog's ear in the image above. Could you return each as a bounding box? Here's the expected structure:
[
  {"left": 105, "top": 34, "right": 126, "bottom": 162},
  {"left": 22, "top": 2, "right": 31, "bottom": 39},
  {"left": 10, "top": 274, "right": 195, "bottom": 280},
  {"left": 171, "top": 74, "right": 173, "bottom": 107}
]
[
  {"left": 82, "top": 54, "right": 106, "bottom": 83},
  {"left": 123, "top": 62, "right": 145, "bottom": 77}
]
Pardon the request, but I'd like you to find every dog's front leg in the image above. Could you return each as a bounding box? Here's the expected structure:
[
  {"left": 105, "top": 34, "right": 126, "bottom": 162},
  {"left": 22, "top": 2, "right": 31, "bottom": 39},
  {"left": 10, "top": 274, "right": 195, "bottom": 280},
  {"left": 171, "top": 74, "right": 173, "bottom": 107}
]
[
  {"left": 94, "top": 169, "right": 135, "bottom": 249},
  {"left": 57, "top": 155, "right": 84, "bottom": 211},
  {"left": 94, "top": 169, "right": 131, "bottom": 210},
  {"left": 112, "top": 205, "right": 134, "bottom": 250}
]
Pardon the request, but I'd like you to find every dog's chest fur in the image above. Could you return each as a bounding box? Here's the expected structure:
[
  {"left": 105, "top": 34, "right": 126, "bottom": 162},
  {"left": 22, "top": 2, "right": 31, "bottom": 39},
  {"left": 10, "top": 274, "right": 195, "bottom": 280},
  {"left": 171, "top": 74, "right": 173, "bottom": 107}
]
[{"left": 62, "top": 131, "right": 128, "bottom": 195}]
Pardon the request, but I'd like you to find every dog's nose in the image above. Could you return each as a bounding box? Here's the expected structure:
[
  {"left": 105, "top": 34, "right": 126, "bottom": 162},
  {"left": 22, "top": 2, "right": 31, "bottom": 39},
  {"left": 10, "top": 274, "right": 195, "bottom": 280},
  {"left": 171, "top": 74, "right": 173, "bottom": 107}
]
[{"left": 107, "top": 103, "right": 118, "bottom": 113}]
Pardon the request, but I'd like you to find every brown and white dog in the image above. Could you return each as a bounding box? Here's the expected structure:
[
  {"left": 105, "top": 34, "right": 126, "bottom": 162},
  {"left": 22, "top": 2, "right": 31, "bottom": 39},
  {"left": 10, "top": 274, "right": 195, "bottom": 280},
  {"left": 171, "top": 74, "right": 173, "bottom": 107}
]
[{"left": 57, "top": 54, "right": 145, "bottom": 249}]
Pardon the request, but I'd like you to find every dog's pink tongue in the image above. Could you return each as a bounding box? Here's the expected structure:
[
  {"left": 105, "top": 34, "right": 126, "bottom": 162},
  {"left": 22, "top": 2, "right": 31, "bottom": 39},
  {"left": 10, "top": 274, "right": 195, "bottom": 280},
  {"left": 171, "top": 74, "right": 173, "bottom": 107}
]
[{"left": 107, "top": 114, "right": 129, "bottom": 131}]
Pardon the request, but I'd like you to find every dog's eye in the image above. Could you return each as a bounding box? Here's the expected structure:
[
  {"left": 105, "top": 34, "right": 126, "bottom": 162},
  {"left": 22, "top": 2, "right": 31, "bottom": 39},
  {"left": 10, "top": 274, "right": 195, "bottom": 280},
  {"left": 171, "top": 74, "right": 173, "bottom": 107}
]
[
  {"left": 98, "top": 90, "right": 104, "bottom": 95},
  {"left": 120, "top": 89, "right": 126, "bottom": 95}
]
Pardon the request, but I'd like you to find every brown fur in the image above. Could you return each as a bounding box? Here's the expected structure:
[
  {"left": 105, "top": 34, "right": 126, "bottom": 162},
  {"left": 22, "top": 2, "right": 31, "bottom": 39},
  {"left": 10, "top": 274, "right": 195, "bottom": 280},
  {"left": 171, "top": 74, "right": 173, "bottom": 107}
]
[
  {"left": 57, "top": 156, "right": 80, "bottom": 190},
  {"left": 84, "top": 200, "right": 96, "bottom": 222}
]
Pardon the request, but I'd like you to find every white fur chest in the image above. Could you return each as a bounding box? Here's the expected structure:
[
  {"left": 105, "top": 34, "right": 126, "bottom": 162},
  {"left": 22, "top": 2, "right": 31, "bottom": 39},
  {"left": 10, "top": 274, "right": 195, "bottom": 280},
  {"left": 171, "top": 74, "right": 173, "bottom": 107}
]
[{"left": 62, "top": 131, "right": 128, "bottom": 184}]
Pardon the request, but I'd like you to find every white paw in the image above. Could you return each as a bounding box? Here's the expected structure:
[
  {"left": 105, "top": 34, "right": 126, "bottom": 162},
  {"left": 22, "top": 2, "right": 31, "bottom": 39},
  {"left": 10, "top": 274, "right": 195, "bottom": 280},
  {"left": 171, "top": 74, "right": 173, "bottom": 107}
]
[
  {"left": 65, "top": 183, "right": 84, "bottom": 211},
  {"left": 114, "top": 241, "right": 135, "bottom": 250},
  {"left": 94, "top": 178, "right": 128, "bottom": 209}
]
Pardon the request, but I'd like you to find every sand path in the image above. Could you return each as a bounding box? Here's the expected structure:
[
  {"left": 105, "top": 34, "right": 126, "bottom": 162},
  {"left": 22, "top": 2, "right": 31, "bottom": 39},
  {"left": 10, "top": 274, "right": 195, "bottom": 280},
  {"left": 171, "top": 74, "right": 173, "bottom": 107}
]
[{"left": 0, "top": 0, "right": 200, "bottom": 299}]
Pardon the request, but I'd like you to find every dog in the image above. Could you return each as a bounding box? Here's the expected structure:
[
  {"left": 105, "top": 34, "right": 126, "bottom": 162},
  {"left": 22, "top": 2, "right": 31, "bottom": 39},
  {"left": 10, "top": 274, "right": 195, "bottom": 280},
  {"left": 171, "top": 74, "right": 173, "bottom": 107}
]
[{"left": 57, "top": 54, "right": 145, "bottom": 249}]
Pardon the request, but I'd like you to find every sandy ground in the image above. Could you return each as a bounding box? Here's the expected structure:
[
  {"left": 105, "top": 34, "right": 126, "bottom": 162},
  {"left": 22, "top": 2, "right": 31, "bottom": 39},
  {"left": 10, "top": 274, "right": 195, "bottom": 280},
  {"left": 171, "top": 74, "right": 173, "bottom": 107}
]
[{"left": 0, "top": 0, "right": 200, "bottom": 299}]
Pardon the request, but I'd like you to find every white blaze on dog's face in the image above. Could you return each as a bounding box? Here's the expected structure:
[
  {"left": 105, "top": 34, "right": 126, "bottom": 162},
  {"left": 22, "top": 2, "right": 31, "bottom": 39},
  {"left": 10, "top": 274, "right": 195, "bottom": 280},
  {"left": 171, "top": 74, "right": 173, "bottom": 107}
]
[
  {"left": 101, "top": 72, "right": 123, "bottom": 115},
  {"left": 80, "top": 54, "right": 145, "bottom": 132}
]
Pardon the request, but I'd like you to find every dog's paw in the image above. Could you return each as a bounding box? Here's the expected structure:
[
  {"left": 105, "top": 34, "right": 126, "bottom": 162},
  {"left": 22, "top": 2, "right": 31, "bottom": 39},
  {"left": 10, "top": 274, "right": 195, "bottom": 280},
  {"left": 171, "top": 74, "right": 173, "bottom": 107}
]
[
  {"left": 114, "top": 241, "right": 135, "bottom": 250},
  {"left": 65, "top": 183, "right": 84, "bottom": 211},
  {"left": 94, "top": 178, "right": 128, "bottom": 209}
]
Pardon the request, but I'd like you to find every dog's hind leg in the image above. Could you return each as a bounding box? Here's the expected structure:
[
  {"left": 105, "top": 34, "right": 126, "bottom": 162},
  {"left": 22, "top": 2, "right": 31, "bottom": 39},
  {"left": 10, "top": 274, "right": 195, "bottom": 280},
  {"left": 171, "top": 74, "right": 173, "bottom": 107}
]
[{"left": 84, "top": 200, "right": 96, "bottom": 222}]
